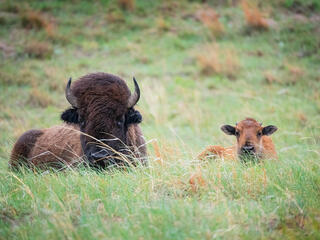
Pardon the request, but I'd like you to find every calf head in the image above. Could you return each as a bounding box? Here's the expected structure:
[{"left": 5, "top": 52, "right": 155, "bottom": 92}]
[
  {"left": 61, "top": 73, "right": 143, "bottom": 168},
  {"left": 221, "top": 118, "right": 277, "bottom": 161}
]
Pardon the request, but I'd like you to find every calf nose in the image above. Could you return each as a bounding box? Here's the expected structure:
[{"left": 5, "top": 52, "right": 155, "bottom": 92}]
[{"left": 241, "top": 145, "right": 255, "bottom": 153}]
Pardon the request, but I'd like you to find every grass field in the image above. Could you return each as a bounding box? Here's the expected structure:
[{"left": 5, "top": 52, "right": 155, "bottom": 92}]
[{"left": 0, "top": 0, "right": 320, "bottom": 239}]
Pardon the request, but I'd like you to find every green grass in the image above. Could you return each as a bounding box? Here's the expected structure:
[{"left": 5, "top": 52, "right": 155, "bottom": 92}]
[{"left": 0, "top": 0, "right": 320, "bottom": 239}]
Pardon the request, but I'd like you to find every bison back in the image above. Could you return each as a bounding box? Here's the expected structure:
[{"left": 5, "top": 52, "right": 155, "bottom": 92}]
[{"left": 10, "top": 124, "right": 83, "bottom": 170}]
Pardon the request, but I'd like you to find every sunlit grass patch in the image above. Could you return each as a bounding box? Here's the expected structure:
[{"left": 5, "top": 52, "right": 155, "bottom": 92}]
[{"left": 196, "top": 43, "right": 240, "bottom": 79}]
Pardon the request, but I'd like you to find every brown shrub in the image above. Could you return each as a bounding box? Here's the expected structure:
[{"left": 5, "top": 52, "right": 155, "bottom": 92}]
[
  {"left": 197, "top": 43, "right": 240, "bottom": 79},
  {"left": 241, "top": 0, "right": 269, "bottom": 30},
  {"left": 20, "top": 10, "right": 57, "bottom": 38},
  {"left": 24, "top": 41, "right": 53, "bottom": 59},
  {"left": 195, "top": 8, "right": 224, "bottom": 37},
  {"left": 27, "top": 88, "right": 53, "bottom": 108},
  {"left": 118, "top": 0, "right": 135, "bottom": 11},
  {"left": 21, "top": 11, "right": 48, "bottom": 29}
]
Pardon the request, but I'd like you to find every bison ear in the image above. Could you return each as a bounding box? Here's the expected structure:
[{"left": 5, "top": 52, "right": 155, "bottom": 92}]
[
  {"left": 126, "top": 109, "right": 142, "bottom": 125},
  {"left": 262, "top": 125, "right": 278, "bottom": 136},
  {"left": 61, "top": 108, "right": 79, "bottom": 124},
  {"left": 221, "top": 125, "right": 236, "bottom": 135}
]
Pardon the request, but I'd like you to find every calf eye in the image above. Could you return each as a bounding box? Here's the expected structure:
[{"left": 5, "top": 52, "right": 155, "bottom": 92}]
[
  {"left": 257, "top": 131, "right": 262, "bottom": 137},
  {"left": 235, "top": 131, "right": 240, "bottom": 137}
]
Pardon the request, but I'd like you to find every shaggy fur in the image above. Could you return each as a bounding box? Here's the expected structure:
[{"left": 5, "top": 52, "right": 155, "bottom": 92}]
[
  {"left": 10, "top": 73, "right": 147, "bottom": 170},
  {"left": 198, "top": 118, "right": 277, "bottom": 161}
]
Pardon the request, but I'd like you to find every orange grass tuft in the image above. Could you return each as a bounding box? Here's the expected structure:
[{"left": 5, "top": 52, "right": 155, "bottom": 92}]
[
  {"left": 284, "top": 62, "right": 304, "bottom": 84},
  {"left": 241, "top": 0, "right": 269, "bottom": 30},
  {"left": 264, "top": 70, "right": 278, "bottom": 85},
  {"left": 152, "top": 140, "right": 164, "bottom": 166},
  {"left": 189, "top": 168, "right": 206, "bottom": 193},
  {"left": 156, "top": 17, "right": 170, "bottom": 32},
  {"left": 196, "top": 8, "right": 224, "bottom": 37}
]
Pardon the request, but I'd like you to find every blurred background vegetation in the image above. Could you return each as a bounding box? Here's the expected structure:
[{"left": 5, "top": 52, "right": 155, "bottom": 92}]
[{"left": 0, "top": 0, "right": 319, "bottom": 239}]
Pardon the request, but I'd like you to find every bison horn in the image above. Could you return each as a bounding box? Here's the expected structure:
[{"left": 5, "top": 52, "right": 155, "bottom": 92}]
[
  {"left": 65, "top": 77, "right": 78, "bottom": 108},
  {"left": 127, "top": 77, "right": 140, "bottom": 108}
]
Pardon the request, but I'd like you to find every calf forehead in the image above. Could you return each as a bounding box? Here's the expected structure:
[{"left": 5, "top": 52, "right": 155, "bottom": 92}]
[{"left": 238, "top": 118, "right": 261, "bottom": 130}]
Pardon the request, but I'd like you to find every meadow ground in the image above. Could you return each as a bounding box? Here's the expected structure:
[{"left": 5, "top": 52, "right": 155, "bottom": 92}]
[{"left": 0, "top": 0, "right": 320, "bottom": 239}]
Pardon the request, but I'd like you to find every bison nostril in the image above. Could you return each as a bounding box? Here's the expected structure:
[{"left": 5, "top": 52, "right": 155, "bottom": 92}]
[{"left": 90, "top": 149, "right": 111, "bottom": 160}]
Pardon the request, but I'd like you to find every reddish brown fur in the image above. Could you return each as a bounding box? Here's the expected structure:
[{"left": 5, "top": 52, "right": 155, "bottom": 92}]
[{"left": 198, "top": 118, "right": 277, "bottom": 161}]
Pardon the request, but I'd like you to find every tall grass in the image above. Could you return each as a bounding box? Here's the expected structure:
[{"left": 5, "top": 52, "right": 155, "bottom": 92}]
[{"left": 0, "top": 0, "right": 319, "bottom": 239}]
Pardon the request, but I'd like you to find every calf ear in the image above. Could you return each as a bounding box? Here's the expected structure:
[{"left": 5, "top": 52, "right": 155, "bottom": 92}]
[
  {"left": 61, "top": 108, "right": 79, "bottom": 124},
  {"left": 221, "top": 125, "right": 236, "bottom": 135},
  {"left": 262, "top": 125, "right": 278, "bottom": 136}
]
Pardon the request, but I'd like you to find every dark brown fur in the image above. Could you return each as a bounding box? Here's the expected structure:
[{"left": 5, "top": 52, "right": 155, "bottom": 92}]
[
  {"left": 10, "top": 129, "right": 43, "bottom": 169},
  {"left": 10, "top": 73, "right": 147, "bottom": 170}
]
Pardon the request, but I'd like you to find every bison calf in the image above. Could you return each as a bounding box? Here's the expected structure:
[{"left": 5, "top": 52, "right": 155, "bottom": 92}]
[
  {"left": 198, "top": 118, "right": 278, "bottom": 162},
  {"left": 10, "top": 72, "right": 147, "bottom": 170}
]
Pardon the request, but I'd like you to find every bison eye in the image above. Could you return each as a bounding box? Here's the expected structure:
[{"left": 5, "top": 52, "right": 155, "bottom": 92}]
[
  {"left": 78, "top": 116, "right": 85, "bottom": 128},
  {"left": 257, "top": 131, "right": 262, "bottom": 137},
  {"left": 235, "top": 131, "right": 240, "bottom": 137},
  {"left": 116, "top": 116, "right": 125, "bottom": 128}
]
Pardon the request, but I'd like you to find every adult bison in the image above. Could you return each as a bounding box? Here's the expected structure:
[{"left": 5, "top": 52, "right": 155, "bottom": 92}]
[{"left": 10, "top": 72, "right": 147, "bottom": 170}]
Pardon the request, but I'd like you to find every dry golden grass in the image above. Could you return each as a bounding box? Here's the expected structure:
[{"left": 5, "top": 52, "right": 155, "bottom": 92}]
[
  {"left": 24, "top": 41, "right": 53, "bottom": 59},
  {"left": 264, "top": 70, "right": 279, "bottom": 85},
  {"left": 195, "top": 8, "right": 224, "bottom": 37},
  {"left": 27, "top": 87, "right": 53, "bottom": 108},
  {"left": 297, "top": 112, "right": 308, "bottom": 126},
  {"left": 0, "top": 71, "right": 29, "bottom": 86},
  {"left": 197, "top": 43, "right": 240, "bottom": 79},
  {"left": 105, "top": 11, "right": 125, "bottom": 23},
  {"left": 284, "top": 62, "right": 304, "bottom": 84},
  {"left": 241, "top": 0, "right": 269, "bottom": 30},
  {"left": 189, "top": 168, "right": 207, "bottom": 193},
  {"left": 156, "top": 17, "right": 171, "bottom": 32},
  {"left": 152, "top": 140, "right": 164, "bottom": 166}
]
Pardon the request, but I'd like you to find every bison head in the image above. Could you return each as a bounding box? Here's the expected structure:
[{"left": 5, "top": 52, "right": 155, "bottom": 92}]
[
  {"left": 61, "top": 73, "right": 143, "bottom": 168},
  {"left": 221, "top": 118, "right": 277, "bottom": 162}
]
